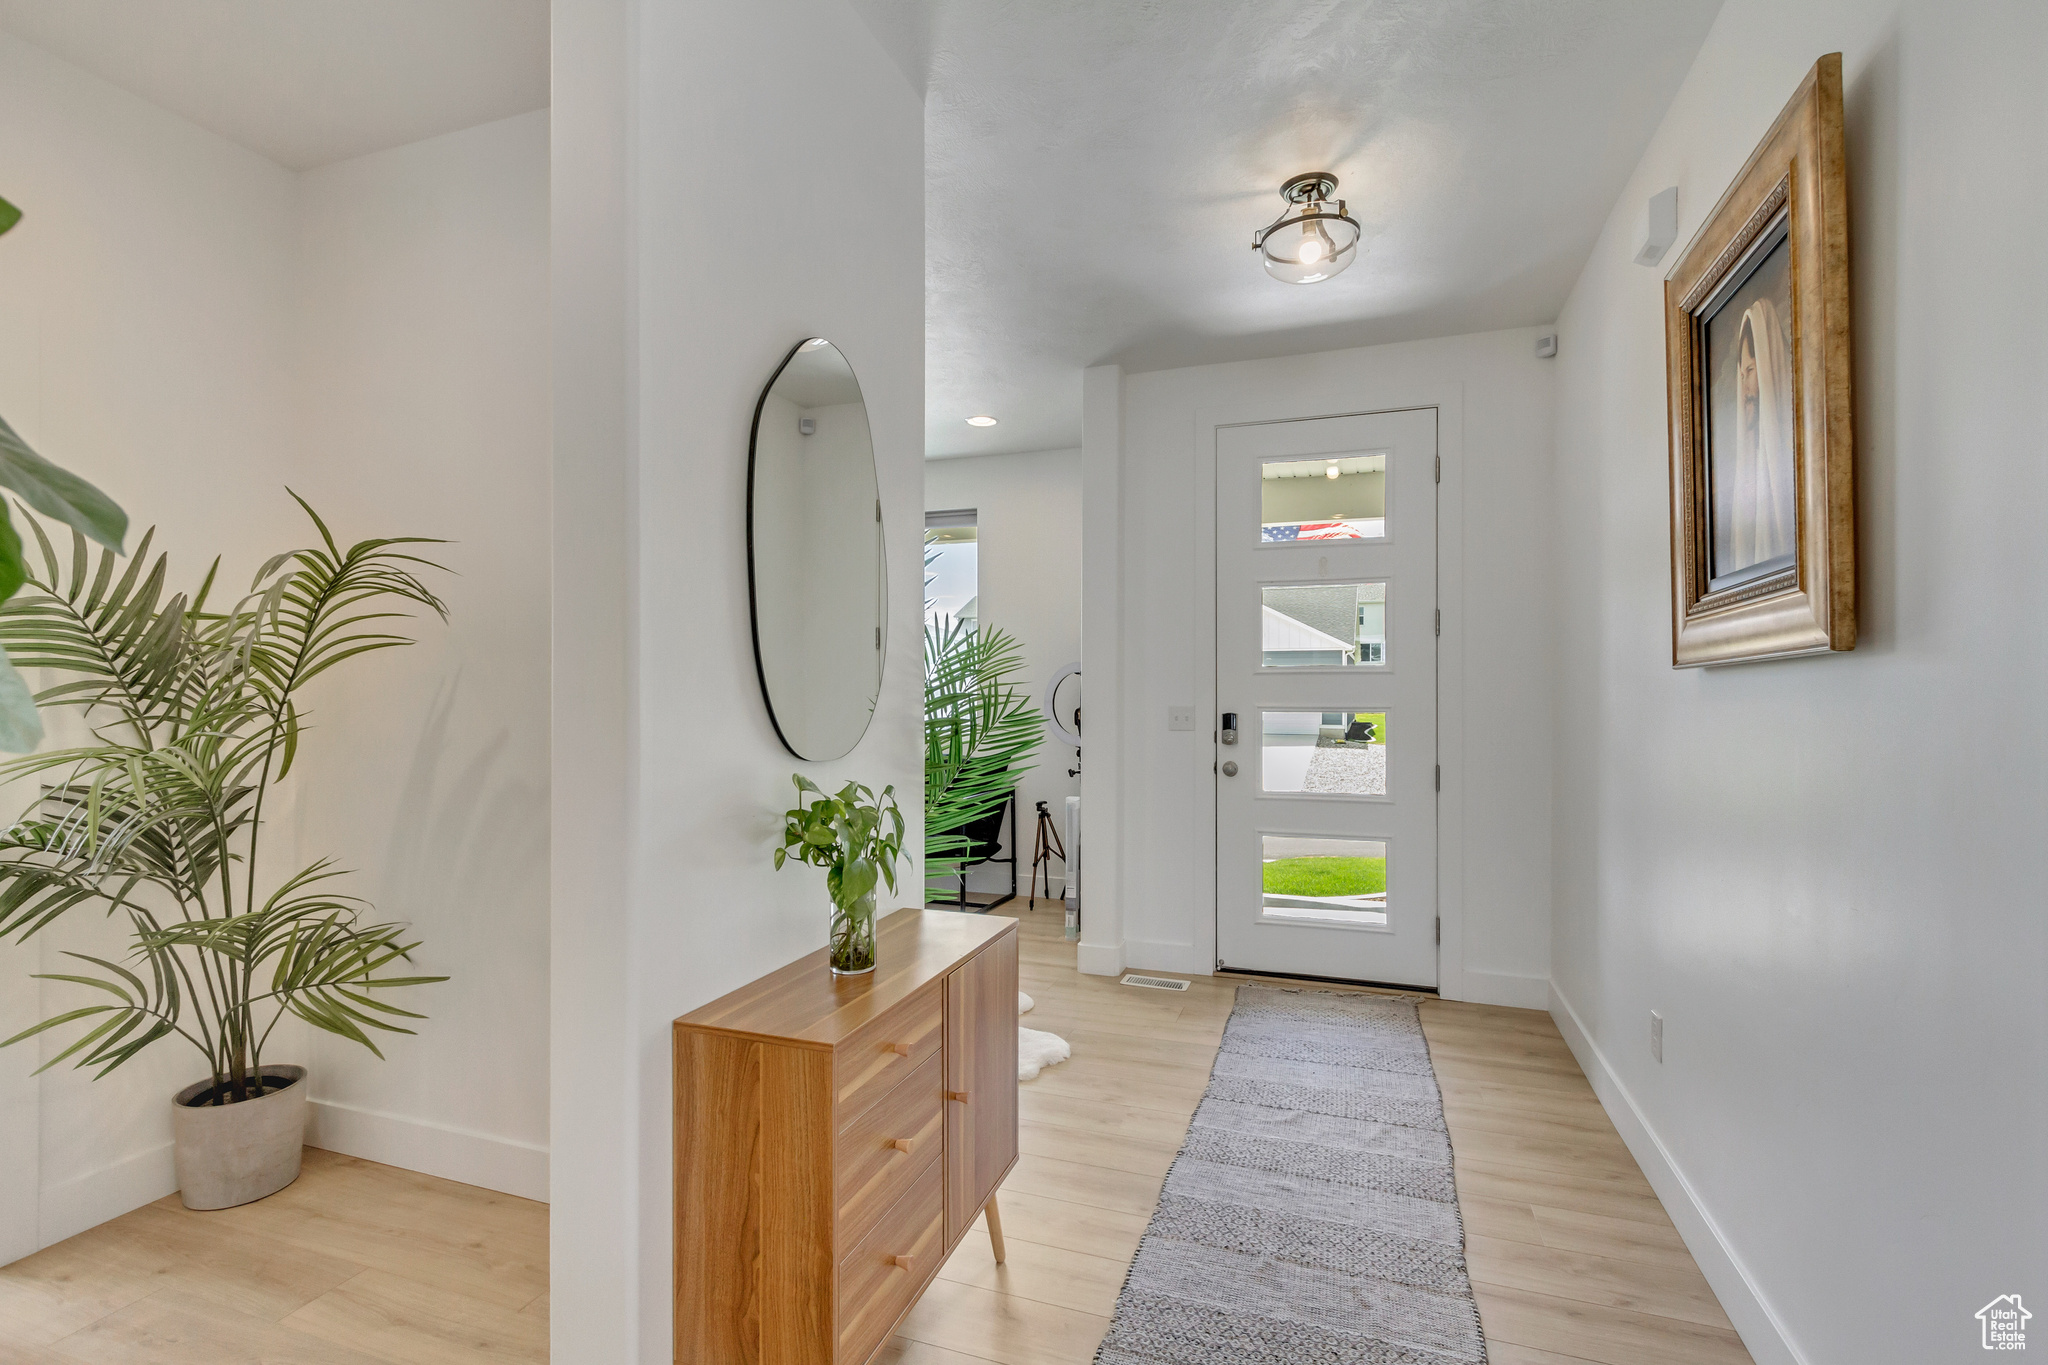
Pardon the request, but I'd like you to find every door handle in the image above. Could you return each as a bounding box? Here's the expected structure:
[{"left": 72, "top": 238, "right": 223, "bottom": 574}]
[
  {"left": 1220, "top": 712, "right": 1237, "bottom": 745},
  {"left": 1221, "top": 760, "right": 1239, "bottom": 777}
]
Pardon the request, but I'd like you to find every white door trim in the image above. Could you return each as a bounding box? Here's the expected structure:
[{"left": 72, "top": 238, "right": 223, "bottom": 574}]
[{"left": 1191, "top": 384, "right": 1468, "bottom": 1000}]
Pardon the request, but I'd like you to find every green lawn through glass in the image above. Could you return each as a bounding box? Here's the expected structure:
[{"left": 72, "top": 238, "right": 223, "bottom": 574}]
[{"left": 1262, "top": 856, "right": 1387, "bottom": 897}]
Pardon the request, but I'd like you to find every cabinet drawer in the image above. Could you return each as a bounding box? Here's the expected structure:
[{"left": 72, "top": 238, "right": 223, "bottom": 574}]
[
  {"left": 836, "top": 1157, "right": 944, "bottom": 1365},
  {"left": 834, "top": 982, "right": 942, "bottom": 1129},
  {"left": 837, "top": 1051, "right": 944, "bottom": 1252}
]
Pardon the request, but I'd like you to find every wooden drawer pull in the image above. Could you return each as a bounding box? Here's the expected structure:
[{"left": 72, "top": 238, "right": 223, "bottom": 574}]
[
  {"left": 889, "top": 1254, "right": 915, "bottom": 1271},
  {"left": 888, "top": 1137, "right": 917, "bottom": 1155},
  {"left": 885, "top": 1042, "right": 913, "bottom": 1057},
  {"left": 945, "top": 1090, "right": 970, "bottom": 1103}
]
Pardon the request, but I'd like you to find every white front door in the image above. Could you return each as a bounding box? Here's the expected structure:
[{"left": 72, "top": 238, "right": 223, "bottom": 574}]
[{"left": 1213, "top": 408, "right": 1438, "bottom": 987}]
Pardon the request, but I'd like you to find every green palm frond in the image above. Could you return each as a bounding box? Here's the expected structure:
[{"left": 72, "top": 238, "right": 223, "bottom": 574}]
[
  {"left": 0, "top": 496, "right": 450, "bottom": 1097},
  {"left": 0, "top": 522, "right": 201, "bottom": 741},
  {"left": 924, "top": 616, "right": 1042, "bottom": 885}
]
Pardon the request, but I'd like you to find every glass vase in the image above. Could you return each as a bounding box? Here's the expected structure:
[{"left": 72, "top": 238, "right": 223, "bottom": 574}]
[{"left": 829, "top": 899, "right": 877, "bottom": 976}]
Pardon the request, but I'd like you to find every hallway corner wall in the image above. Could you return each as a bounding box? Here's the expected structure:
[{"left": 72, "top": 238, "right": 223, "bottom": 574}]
[
  {"left": 550, "top": 0, "right": 925, "bottom": 1359},
  {"left": 1549, "top": 2, "right": 2048, "bottom": 1360}
]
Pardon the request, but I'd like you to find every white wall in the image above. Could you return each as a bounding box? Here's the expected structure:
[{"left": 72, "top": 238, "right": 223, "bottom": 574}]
[
  {"left": 924, "top": 447, "right": 1083, "bottom": 900},
  {"left": 0, "top": 30, "right": 305, "bottom": 1257},
  {"left": 1548, "top": 3, "right": 2047, "bottom": 1362},
  {"left": 550, "top": 0, "right": 924, "bottom": 1359},
  {"left": 0, "top": 34, "right": 553, "bottom": 1257},
  {"left": 1088, "top": 329, "right": 1556, "bottom": 1003},
  {"left": 290, "top": 109, "right": 552, "bottom": 1201}
]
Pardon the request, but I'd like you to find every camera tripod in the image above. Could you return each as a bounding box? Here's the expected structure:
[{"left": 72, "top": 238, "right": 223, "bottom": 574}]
[{"left": 1029, "top": 799, "right": 1066, "bottom": 905}]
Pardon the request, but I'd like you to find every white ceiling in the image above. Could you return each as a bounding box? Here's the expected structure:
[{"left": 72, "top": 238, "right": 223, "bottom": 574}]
[
  {"left": 0, "top": 0, "right": 549, "bottom": 170},
  {"left": 918, "top": 0, "right": 1723, "bottom": 458}
]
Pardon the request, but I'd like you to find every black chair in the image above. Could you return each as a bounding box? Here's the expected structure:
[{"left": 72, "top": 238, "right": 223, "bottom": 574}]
[{"left": 935, "top": 794, "right": 1018, "bottom": 912}]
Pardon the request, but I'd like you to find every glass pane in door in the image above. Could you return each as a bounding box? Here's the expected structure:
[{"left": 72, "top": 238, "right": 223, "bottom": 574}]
[
  {"left": 1259, "top": 452, "right": 1387, "bottom": 541},
  {"left": 1259, "top": 709, "right": 1389, "bottom": 796},
  {"left": 1260, "top": 582, "right": 1388, "bottom": 667},
  {"left": 1261, "top": 835, "right": 1387, "bottom": 927}
]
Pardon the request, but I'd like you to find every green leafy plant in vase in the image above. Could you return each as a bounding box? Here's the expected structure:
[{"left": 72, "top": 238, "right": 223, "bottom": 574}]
[{"left": 774, "top": 776, "right": 905, "bottom": 975}]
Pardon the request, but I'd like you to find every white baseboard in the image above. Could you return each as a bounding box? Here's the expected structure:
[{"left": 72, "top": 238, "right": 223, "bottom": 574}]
[
  {"left": 307, "top": 1099, "right": 548, "bottom": 1203},
  {"left": 1457, "top": 969, "right": 1552, "bottom": 1009},
  {"left": 39, "top": 1139, "right": 176, "bottom": 1249},
  {"left": 1548, "top": 982, "right": 1807, "bottom": 1365},
  {"left": 1074, "top": 940, "right": 1126, "bottom": 976}
]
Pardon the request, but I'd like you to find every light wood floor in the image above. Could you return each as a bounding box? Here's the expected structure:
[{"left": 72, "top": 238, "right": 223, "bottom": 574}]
[
  {"left": 883, "top": 901, "right": 1754, "bottom": 1365},
  {"left": 0, "top": 1146, "right": 546, "bottom": 1364},
  {"left": 0, "top": 899, "right": 1751, "bottom": 1365}
]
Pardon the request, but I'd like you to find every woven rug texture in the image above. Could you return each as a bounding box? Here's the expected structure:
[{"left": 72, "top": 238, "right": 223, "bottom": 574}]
[{"left": 1093, "top": 985, "right": 1486, "bottom": 1365}]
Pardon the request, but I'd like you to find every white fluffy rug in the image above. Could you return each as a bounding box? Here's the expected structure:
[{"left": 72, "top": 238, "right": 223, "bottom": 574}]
[{"left": 1017, "top": 991, "right": 1070, "bottom": 1081}]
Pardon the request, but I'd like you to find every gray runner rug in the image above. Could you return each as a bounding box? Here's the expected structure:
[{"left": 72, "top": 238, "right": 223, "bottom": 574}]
[{"left": 1094, "top": 985, "right": 1486, "bottom": 1365}]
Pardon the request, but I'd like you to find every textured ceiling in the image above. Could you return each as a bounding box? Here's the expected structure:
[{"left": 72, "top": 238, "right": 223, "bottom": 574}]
[
  {"left": 0, "top": 0, "right": 549, "bottom": 170},
  {"left": 921, "top": 0, "right": 1722, "bottom": 457}
]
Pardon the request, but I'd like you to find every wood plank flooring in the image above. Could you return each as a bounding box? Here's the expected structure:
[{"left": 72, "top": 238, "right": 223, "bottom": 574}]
[
  {"left": 0, "top": 1147, "right": 546, "bottom": 1364},
  {"left": 0, "top": 899, "right": 1751, "bottom": 1365},
  {"left": 885, "top": 902, "right": 1754, "bottom": 1365}
]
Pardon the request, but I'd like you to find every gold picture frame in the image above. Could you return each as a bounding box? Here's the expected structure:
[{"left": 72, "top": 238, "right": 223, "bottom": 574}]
[{"left": 1666, "top": 53, "right": 1855, "bottom": 666}]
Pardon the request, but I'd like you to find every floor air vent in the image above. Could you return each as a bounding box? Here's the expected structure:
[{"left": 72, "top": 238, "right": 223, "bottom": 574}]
[{"left": 1121, "top": 973, "right": 1191, "bottom": 992}]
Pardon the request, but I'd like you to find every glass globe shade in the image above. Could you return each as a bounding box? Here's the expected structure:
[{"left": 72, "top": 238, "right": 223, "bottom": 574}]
[{"left": 1259, "top": 211, "right": 1360, "bottom": 285}]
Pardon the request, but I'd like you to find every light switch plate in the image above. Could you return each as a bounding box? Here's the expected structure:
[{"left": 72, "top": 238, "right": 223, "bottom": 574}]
[{"left": 1167, "top": 706, "right": 1195, "bottom": 731}]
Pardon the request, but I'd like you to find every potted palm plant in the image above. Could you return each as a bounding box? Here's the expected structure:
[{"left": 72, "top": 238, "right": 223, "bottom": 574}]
[{"left": 0, "top": 496, "right": 451, "bottom": 1209}]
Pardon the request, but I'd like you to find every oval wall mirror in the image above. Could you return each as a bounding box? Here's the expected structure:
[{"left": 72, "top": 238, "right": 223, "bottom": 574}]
[{"left": 747, "top": 337, "right": 887, "bottom": 760}]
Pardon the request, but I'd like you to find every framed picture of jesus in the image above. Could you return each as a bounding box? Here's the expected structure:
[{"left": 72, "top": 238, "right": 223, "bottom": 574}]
[{"left": 1665, "top": 53, "right": 1856, "bottom": 666}]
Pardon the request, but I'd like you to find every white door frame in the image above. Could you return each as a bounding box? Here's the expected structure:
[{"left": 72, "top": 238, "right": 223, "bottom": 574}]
[{"left": 1190, "top": 384, "right": 1469, "bottom": 1000}]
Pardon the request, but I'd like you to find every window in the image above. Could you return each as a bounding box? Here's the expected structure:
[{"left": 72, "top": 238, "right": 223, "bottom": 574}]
[
  {"left": 1260, "top": 834, "right": 1388, "bottom": 927},
  {"left": 1260, "top": 582, "right": 1388, "bottom": 668},
  {"left": 1259, "top": 709, "right": 1389, "bottom": 797},
  {"left": 924, "top": 508, "right": 978, "bottom": 632},
  {"left": 1258, "top": 452, "right": 1387, "bottom": 542}
]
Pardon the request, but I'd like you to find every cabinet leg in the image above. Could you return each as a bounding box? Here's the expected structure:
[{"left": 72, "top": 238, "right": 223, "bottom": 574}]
[{"left": 984, "top": 1193, "right": 1007, "bottom": 1264}]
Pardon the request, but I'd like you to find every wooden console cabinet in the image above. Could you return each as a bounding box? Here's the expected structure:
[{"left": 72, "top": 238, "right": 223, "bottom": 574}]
[{"left": 674, "top": 909, "right": 1019, "bottom": 1365}]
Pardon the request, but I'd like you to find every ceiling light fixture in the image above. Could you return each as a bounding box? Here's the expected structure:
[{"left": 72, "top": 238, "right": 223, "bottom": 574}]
[
  {"left": 1326, "top": 463, "right": 1341, "bottom": 479},
  {"left": 965, "top": 415, "right": 998, "bottom": 427},
  {"left": 1253, "top": 173, "right": 1362, "bottom": 285}
]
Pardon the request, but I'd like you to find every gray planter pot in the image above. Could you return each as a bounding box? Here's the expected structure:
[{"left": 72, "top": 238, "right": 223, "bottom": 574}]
[{"left": 171, "top": 1064, "right": 308, "bottom": 1210}]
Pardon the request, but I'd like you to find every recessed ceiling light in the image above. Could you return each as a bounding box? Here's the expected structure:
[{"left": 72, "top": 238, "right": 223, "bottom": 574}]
[
  {"left": 801, "top": 337, "right": 829, "bottom": 349},
  {"left": 1325, "top": 463, "right": 1341, "bottom": 479},
  {"left": 966, "top": 415, "right": 998, "bottom": 427}
]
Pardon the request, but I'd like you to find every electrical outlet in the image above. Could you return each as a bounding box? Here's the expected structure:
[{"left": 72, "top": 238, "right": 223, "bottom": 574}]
[
  {"left": 1167, "top": 706, "right": 1195, "bottom": 731},
  {"left": 1650, "top": 1011, "right": 1664, "bottom": 1063}
]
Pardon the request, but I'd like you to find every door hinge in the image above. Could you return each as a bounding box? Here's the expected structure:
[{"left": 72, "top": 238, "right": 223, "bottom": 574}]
[
  {"left": 1434, "top": 608, "right": 1441, "bottom": 637},
  {"left": 1434, "top": 764, "right": 1441, "bottom": 792},
  {"left": 875, "top": 626, "right": 881, "bottom": 649},
  {"left": 1435, "top": 918, "right": 1442, "bottom": 945},
  {"left": 1434, "top": 454, "right": 1441, "bottom": 484},
  {"left": 875, "top": 499, "right": 882, "bottom": 523}
]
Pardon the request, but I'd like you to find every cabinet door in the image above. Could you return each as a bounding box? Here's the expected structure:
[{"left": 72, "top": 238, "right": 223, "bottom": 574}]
[{"left": 943, "top": 931, "right": 1018, "bottom": 1246}]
